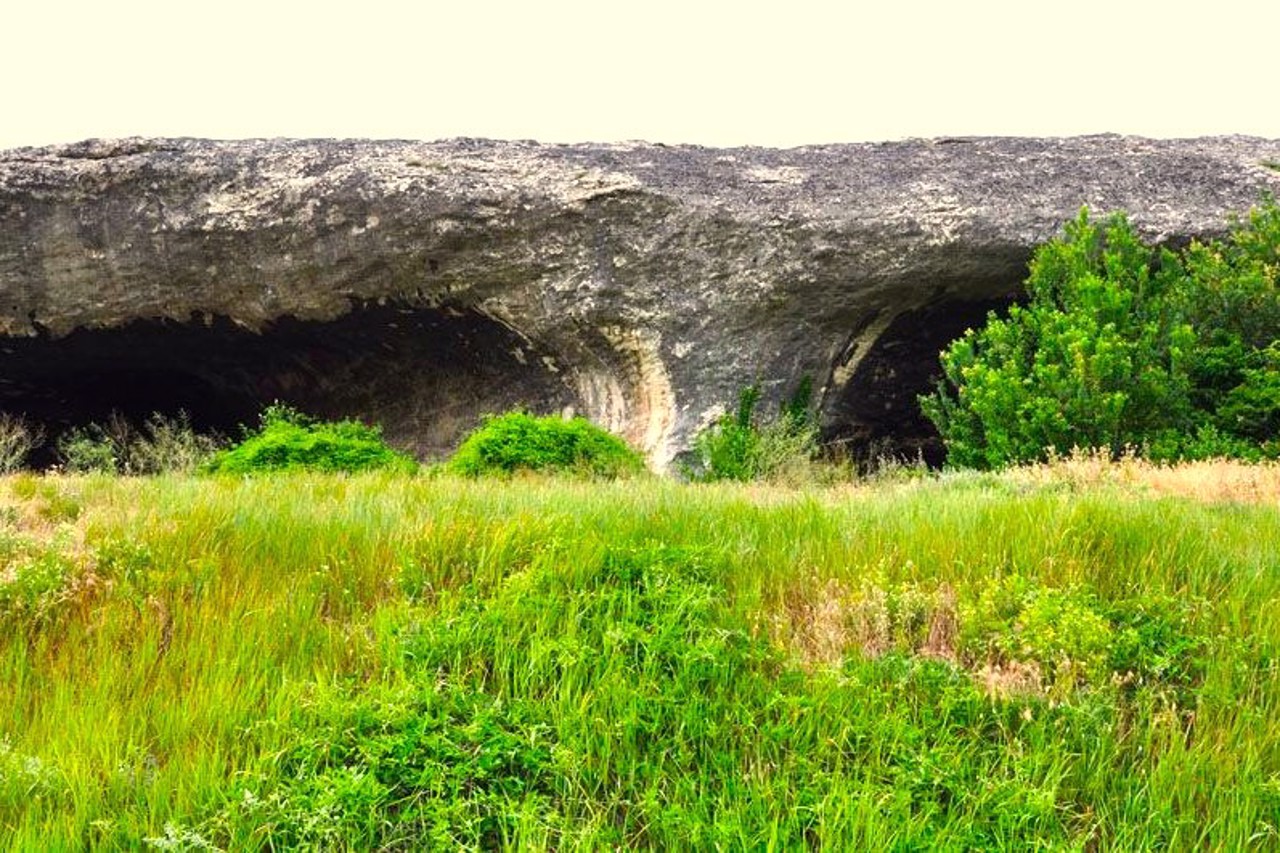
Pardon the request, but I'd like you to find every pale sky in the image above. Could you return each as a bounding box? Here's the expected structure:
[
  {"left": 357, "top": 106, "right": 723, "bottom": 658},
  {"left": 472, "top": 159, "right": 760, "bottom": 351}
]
[{"left": 5, "top": 0, "right": 1279, "bottom": 150}]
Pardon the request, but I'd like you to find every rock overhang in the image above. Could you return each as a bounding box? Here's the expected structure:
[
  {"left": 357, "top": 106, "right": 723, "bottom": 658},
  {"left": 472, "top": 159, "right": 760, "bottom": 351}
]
[{"left": 2, "top": 134, "right": 1278, "bottom": 467}]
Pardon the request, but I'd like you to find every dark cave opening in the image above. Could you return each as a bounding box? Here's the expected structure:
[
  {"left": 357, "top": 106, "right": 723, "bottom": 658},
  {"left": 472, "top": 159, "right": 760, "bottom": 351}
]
[
  {"left": 0, "top": 302, "right": 579, "bottom": 467},
  {"left": 820, "top": 295, "right": 1016, "bottom": 467}
]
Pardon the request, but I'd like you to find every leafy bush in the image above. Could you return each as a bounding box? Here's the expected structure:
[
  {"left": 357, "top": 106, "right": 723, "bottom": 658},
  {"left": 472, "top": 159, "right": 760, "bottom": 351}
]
[
  {"left": 448, "top": 411, "right": 644, "bottom": 478},
  {"left": 923, "top": 198, "right": 1280, "bottom": 467},
  {"left": 0, "top": 415, "right": 43, "bottom": 474},
  {"left": 55, "top": 425, "right": 119, "bottom": 473},
  {"left": 207, "top": 684, "right": 557, "bottom": 850},
  {"left": 954, "top": 576, "right": 1206, "bottom": 699},
  {"left": 203, "top": 405, "right": 417, "bottom": 475},
  {"left": 0, "top": 545, "right": 77, "bottom": 625},
  {"left": 1103, "top": 594, "right": 1207, "bottom": 700},
  {"left": 690, "top": 385, "right": 764, "bottom": 482},
  {"left": 688, "top": 379, "right": 819, "bottom": 482}
]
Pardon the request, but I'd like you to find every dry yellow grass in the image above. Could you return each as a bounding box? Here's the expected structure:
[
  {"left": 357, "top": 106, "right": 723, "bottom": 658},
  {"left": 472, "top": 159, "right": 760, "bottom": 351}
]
[
  {"left": 770, "top": 578, "right": 1052, "bottom": 699},
  {"left": 0, "top": 475, "right": 93, "bottom": 564},
  {"left": 1008, "top": 450, "right": 1280, "bottom": 504}
]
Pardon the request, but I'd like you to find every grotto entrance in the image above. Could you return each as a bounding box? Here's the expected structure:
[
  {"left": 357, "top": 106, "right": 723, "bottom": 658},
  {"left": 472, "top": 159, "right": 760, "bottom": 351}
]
[
  {"left": 0, "top": 302, "right": 579, "bottom": 467},
  {"left": 819, "top": 296, "right": 1014, "bottom": 467}
]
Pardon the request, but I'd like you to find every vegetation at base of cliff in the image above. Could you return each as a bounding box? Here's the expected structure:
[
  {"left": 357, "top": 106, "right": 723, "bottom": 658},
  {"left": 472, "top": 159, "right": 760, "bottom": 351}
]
[
  {"left": 923, "top": 197, "right": 1280, "bottom": 468},
  {"left": 0, "top": 415, "right": 42, "bottom": 474},
  {"left": 687, "top": 378, "right": 820, "bottom": 482},
  {"left": 201, "top": 404, "right": 417, "bottom": 475},
  {"left": 448, "top": 410, "right": 645, "bottom": 478},
  {"left": 2, "top": 468, "right": 1279, "bottom": 849},
  {"left": 54, "top": 412, "right": 225, "bottom": 475}
]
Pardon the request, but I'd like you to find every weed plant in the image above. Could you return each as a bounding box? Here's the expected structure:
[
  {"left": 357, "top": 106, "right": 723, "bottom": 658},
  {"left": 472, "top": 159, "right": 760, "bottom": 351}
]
[
  {"left": 121, "top": 412, "right": 224, "bottom": 474},
  {"left": 0, "top": 416, "right": 42, "bottom": 474},
  {"left": 689, "top": 380, "right": 821, "bottom": 482},
  {"left": 54, "top": 412, "right": 223, "bottom": 474}
]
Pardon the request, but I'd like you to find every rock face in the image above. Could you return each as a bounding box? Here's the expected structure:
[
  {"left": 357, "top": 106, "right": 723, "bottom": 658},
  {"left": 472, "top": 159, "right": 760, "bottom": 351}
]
[{"left": 2, "top": 135, "right": 1278, "bottom": 466}]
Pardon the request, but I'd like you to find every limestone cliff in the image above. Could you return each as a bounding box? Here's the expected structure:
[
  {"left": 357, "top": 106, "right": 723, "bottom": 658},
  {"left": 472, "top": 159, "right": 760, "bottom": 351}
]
[{"left": 2, "top": 136, "right": 1278, "bottom": 465}]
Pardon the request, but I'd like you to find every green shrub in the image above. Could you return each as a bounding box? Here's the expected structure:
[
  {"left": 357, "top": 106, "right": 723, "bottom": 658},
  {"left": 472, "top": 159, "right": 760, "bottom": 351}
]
[
  {"left": 955, "top": 576, "right": 1206, "bottom": 698},
  {"left": 688, "top": 380, "right": 819, "bottom": 482},
  {"left": 203, "top": 405, "right": 417, "bottom": 475},
  {"left": 923, "top": 198, "right": 1280, "bottom": 467},
  {"left": 0, "top": 546, "right": 76, "bottom": 624},
  {"left": 1103, "top": 594, "right": 1207, "bottom": 700},
  {"left": 207, "top": 684, "right": 557, "bottom": 850},
  {"left": 55, "top": 425, "right": 119, "bottom": 473},
  {"left": 448, "top": 411, "right": 644, "bottom": 478},
  {"left": 690, "top": 385, "right": 763, "bottom": 482}
]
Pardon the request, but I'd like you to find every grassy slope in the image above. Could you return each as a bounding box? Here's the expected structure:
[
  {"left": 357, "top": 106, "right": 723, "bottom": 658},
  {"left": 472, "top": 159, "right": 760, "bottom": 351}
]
[{"left": 0, "top": 470, "right": 1278, "bottom": 849}]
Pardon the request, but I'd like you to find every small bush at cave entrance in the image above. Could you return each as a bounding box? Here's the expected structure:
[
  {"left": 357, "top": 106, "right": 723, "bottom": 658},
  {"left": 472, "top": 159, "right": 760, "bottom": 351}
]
[
  {"left": 448, "top": 411, "right": 645, "bottom": 478},
  {"left": 687, "top": 379, "right": 820, "bottom": 482},
  {"left": 202, "top": 405, "right": 418, "bottom": 475}
]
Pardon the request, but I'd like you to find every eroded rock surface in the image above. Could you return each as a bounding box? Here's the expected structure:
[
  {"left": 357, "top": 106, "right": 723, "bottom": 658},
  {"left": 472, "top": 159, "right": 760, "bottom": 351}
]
[{"left": 2, "top": 136, "right": 1278, "bottom": 465}]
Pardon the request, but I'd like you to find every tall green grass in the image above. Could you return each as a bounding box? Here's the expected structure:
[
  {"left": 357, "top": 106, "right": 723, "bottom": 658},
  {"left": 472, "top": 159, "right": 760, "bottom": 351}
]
[{"left": 0, "top": 472, "right": 1278, "bottom": 849}]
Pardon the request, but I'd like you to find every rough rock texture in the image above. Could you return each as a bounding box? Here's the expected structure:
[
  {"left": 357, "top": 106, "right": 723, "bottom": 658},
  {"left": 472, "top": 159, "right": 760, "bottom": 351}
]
[{"left": 2, "top": 135, "right": 1278, "bottom": 466}]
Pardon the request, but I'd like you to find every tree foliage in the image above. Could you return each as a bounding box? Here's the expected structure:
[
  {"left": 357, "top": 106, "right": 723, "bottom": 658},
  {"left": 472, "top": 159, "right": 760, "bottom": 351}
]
[{"left": 922, "top": 198, "right": 1280, "bottom": 468}]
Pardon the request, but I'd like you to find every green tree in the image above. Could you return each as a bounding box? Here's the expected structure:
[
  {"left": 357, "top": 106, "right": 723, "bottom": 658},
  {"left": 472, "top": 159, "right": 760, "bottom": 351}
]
[{"left": 922, "top": 198, "right": 1280, "bottom": 468}]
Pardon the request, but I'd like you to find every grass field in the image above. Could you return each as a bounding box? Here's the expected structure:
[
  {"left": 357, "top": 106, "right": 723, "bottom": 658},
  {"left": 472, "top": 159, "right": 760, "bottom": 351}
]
[{"left": 1, "top": 465, "right": 1279, "bottom": 849}]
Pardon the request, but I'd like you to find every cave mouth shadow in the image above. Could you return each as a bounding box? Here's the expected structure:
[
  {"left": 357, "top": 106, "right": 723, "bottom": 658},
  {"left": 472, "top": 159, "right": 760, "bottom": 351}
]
[
  {"left": 0, "top": 302, "right": 579, "bottom": 467},
  {"left": 819, "top": 295, "right": 1016, "bottom": 468}
]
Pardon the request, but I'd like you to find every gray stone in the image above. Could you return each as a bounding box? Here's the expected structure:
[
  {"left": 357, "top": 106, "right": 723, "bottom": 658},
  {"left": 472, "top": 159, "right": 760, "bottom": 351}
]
[{"left": 2, "top": 135, "right": 1278, "bottom": 466}]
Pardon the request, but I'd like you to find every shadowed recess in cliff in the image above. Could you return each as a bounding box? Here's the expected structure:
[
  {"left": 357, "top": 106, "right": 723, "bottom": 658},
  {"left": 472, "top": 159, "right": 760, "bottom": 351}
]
[
  {"left": 820, "top": 296, "right": 1014, "bottom": 466},
  {"left": 0, "top": 302, "right": 580, "bottom": 462}
]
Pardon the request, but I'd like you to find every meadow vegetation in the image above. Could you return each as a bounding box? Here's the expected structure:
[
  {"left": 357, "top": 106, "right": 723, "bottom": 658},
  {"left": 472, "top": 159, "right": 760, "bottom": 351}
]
[{"left": 1, "top": 467, "right": 1279, "bottom": 849}]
